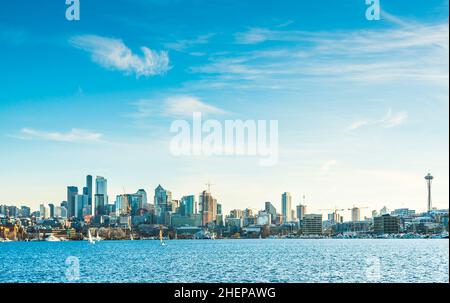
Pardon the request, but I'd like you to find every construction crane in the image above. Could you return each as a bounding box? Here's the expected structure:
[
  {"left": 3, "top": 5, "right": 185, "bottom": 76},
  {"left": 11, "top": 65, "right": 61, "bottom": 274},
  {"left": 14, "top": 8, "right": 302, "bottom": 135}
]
[
  {"left": 319, "top": 207, "right": 346, "bottom": 214},
  {"left": 348, "top": 205, "right": 369, "bottom": 222},
  {"left": 348, "top": 205, "right": 369, "bottom": 210},
  {"left": 318, "top": 207, "right": 346, "bottom": 222}
]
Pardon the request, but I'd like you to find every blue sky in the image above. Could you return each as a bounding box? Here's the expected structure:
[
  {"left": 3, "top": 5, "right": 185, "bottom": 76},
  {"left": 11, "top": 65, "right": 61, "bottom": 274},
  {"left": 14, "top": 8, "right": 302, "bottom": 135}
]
[{"left": 0, "top": 0, "right": 448, "bottom": 219}]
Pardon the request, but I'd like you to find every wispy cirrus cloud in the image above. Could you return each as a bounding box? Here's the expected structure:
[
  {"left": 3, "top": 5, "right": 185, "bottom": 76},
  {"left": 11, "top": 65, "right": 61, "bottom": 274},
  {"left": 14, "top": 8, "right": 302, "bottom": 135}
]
[
  {"left": 69, "top": 35, "right": 170, "bottom": 77},
  {"left": 320, "top": 160, "right": 337, "bottom": 172},
  {"left": 348, "top": 108, "right": 408, "bottom": 130},
  {"left": 164, "top": 96, "right": 227, "bottom": 117},
  {"left": 14, "top": 128, "right": 103, "bottom": 143},
  {"left": 192, "top": 20, "right": 449, "bottom": 90},
  {"left": 129, "top": 95, "right": 227, "bottom": 120},
  {"left": 164, "top": 33, "right": 215, "bottom": 52}
]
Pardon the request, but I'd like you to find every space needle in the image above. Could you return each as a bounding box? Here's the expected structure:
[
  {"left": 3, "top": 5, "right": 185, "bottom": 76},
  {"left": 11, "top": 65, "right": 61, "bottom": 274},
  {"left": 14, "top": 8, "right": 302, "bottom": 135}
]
[{"left": 425, "top": 173, "right": 434, "bottom": 212}]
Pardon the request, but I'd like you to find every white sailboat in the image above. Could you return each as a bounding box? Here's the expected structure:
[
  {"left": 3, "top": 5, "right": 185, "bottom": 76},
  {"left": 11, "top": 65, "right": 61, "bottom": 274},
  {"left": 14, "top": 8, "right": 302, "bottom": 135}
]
[
  {"left": 159, "top": 225, "right": 166, "bottom": 246},
  {"left": 95, "top": 230, "right": 103, "bottom": 242},
  {"left": 88, "top": 229, "right": 95, "bottom": 244}
]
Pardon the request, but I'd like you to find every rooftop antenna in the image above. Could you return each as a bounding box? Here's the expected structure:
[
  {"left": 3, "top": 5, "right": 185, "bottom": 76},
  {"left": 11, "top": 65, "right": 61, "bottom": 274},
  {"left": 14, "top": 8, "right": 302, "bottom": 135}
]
[{"left": 205, "top": 181, "right": 215, "bottom": 193}]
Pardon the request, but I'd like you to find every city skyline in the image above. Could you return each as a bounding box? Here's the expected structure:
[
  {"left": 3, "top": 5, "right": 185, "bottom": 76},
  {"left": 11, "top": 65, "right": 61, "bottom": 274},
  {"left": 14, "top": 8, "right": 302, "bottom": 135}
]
[
  {"left": 0, "top": 0, "right": 449, "bottom": 214},
  {"left": 0, "top": 172, "right": 446, "bottom": 222}
]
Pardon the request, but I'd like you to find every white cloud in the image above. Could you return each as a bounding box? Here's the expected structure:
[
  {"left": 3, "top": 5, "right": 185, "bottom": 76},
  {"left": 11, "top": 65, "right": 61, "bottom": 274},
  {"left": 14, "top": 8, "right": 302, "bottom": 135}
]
[
  {"left": 128, "top": 96, "right": 227, "bottom": 124},
  {"left": 348, "top": 120, "right": 371, "bottom": 131},
  {"left": 349, "top": 108, "right": 408, "bottom": 130},
  {"left": 380, "top": 108, "right": 408, "bottom": 128},
  {"left": 69, "top": 35, "right": 170, "bottom": 77},
  {"left": 164, "top": 33, "right": 215, "bottom": 52},
  {"left": 164, "top": 96, "right": 227, "bottom": 118},
  {"left": 195, "top": 22, "right": 449, "bottom": 89},
  {"left": 234, "top": 27, "right": 311, "bottom": 44},
  {"left": 321, "top": 160, "right": 337, "bottom": 172},
  {"left": 17, "top": 128, "right": 103, "bottom": 142}
]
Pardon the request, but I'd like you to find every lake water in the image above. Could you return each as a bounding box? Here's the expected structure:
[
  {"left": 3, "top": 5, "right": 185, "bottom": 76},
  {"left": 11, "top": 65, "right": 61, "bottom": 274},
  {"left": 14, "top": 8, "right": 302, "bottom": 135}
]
[{"left": 0, "top": 239, "right": 448, "bottom": 283}]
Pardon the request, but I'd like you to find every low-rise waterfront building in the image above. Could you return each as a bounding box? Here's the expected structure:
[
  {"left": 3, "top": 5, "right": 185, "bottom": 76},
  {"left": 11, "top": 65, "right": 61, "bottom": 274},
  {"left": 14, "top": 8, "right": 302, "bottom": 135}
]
[
  {"left": 302, "top": 214, "right": 323, "bottom": 235},
  {"left": 374, "top": 214, "right": 400, "bottom": 234}
]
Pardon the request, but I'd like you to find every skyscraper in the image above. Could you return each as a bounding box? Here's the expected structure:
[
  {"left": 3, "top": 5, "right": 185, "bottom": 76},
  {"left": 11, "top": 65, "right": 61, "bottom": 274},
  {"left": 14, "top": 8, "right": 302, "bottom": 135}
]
[
  {"left": 180, "top": 195, "right": 196, "bottom": 216},
  {"left": 39, "top": 204, "right": 49, "bottom": 219},
  {"left": 351, "top": 207, "right": 361, "bottom": 222},
  {"left": 265, "top": 202, "right": 277, "bottom": 222},
  {"left": 115, "top": 194, "right": 131, "bottom": 216},
  {"left": 21, "top": 206, "right": 31, "bottom": 218},
  {"left": 48, "top": 203, "right": 55, "bottom": 218},
  {"left": 96, "top": 176, "right": 108, "bottom": 204},
  {"left": 94, "top": 194, "right": 105, "bottom": 216},
  {"left": 297, "top": 204, "right": 306, "bottom": 221},
  {"left": 74, "top": 194, "right": 88, "bottom": 219},
  {"left": 136, "top": 189, "right": 148, "bottom": 207},
  {"left": 86, "top": 175, "right": 93, "bottom": 208},
  {"left": 67, "top": 186, "right": 78, "bottom": 218},
  {"left": 129, "top": 191, "right": 147, "bottom": 216},
  {"left": 199, "top": 190, "right": 217, "bottom": 226},
  {"left": 282, "top": 192, "right": 292, "bottom": 222},
  {"left": 154, "top": 185, "right": 172, "bottom": 224}
]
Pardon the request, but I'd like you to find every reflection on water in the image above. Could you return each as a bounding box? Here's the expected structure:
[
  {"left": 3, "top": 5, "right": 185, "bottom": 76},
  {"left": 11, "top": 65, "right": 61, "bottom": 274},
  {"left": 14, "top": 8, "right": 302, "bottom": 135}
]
[{"left": 0, "top": 239, "right": 448, "bottom": 283}]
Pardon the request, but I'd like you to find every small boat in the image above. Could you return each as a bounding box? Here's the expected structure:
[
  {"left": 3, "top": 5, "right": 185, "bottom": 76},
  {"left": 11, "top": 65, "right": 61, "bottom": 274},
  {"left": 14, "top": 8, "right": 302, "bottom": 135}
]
[
  {"left": 159, "top": 225, "right": 166, "bottom": 246},
  {"left": 95, "top": 230, "right": 103, "bottom": 242},
  {"left": 87, "top": 229, "right": 95, "bottom": 245},
  {"left": 45, "top": 235, "right": 62, "bottom": 242}
]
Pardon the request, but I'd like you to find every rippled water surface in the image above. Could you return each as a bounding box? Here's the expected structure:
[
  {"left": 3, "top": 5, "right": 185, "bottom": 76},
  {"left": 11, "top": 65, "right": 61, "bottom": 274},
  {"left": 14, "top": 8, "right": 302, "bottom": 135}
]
[{"left": 0, "top": 239, "right": 448, "bottom": 283}]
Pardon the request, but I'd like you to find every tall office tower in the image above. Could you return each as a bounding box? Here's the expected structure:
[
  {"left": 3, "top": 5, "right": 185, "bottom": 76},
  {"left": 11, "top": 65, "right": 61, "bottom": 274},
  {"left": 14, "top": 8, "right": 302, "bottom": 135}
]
[
  {"left": 48, "top": 203, "right": 55, "bottom": 218},
  {"left": 351, "top": 207, "right": 361, "bottom": 222},
  {"left": 425, "top": 173, "right": 434, "bottom": 212},
  {"left": 136, "top": 189, "right": 148, "bottom": 207},
  {"left": 282, "top": 192, "right": 292, "bottom": 223},
  {"left": 199, "top": 190, "right": 217, "bottom": 226},
  {"left": 60, "top": 206, "right": 68, "bottom": 218},
  {"left": 39, "top": 204, "right": 47, "bottom": 219},
  {"left": 74, "top": 194, "right": 88, "bottom": 219},
  {"left": 154, "top": 185, "right": 172, "bottom": 205},
  {"left": 21, "top": 206, "right": 31, "bottom": 218},
  {"left": 67, "top": 186, "right": 78, "bottom": 218},
  {"left": 265, "top": 202, "right": 277, "bottom": 222},
  {"left": 115, "top": 194, "right": 131, "bottom": 216},
  {"left": 243, "top": 208, "right": 254, "bottom": 226},
  {"left": 154, "top": 185, "right": 172, "bottom": 224},
  {"left": 180, "top": 195, "right": 196, "bottom": 216},
  {"left": 129, "top": 191, "right": 146, "bottom": 216},
  {"left": 291, "top": 209, "right": 297, "bottom": 221},
  {"left": 86, "top": 175, "right": 93, "bottom": 207},
  {"left": 217, "top": 203, "right": 222, "bottom": 215},
  {"left": 54, "top": 206, "right": 62, "bottom": 218},
  {"left": 96, "top": 176, "right": 108, "bottom": 204},
  {"left": 94, "top": 194, "right": 105, "bottom": 216},
  {"left": 297, "top": 204, "right": 306, "bottom": 221}
]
